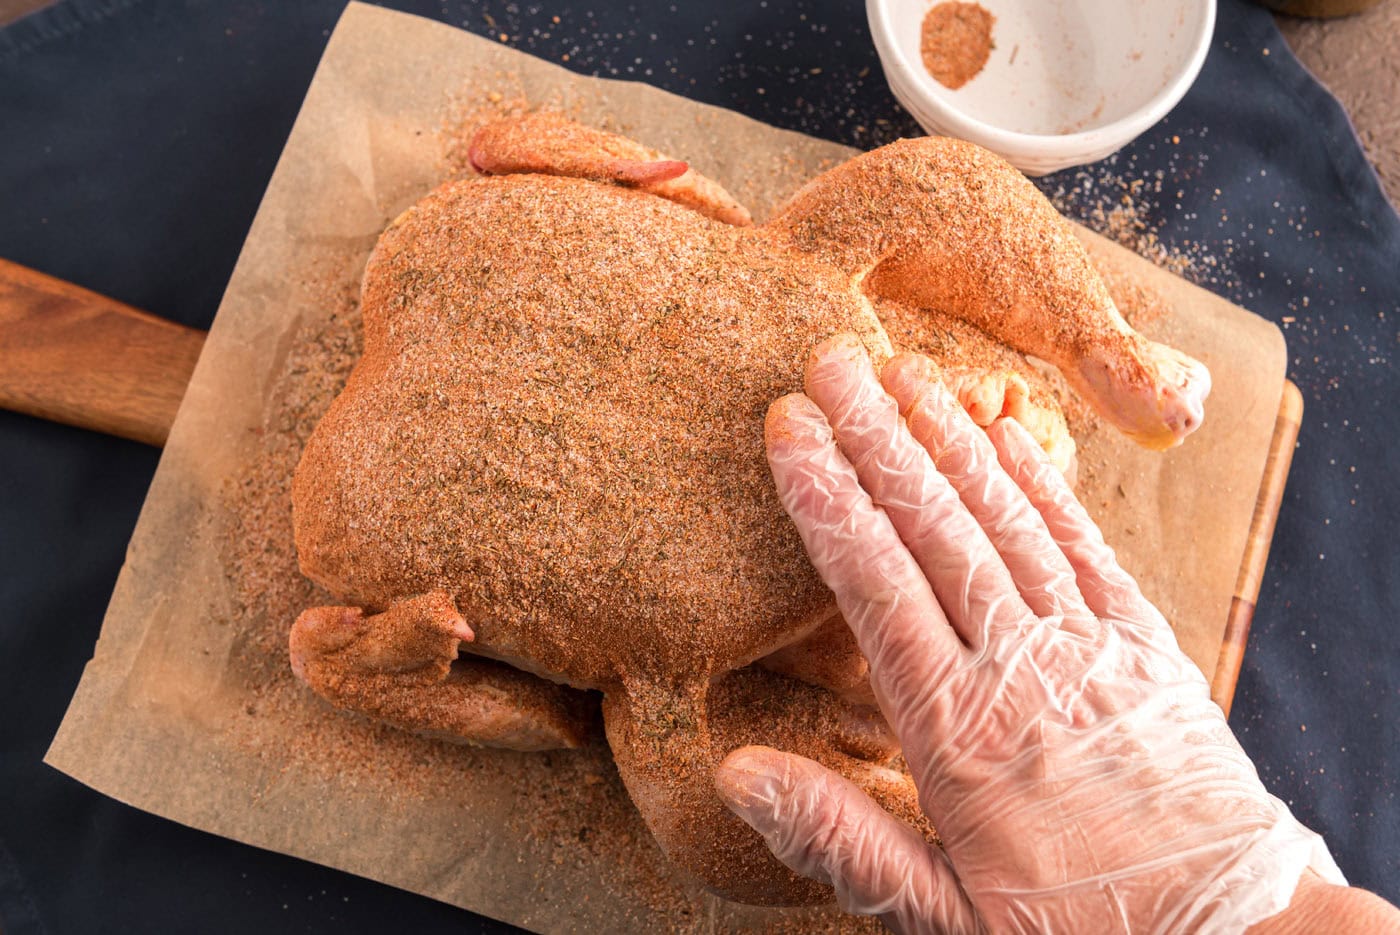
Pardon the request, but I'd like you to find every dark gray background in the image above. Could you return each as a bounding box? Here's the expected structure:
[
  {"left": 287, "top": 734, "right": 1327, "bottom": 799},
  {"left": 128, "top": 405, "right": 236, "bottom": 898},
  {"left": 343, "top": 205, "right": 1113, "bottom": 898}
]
[{"left": 1, "top": 1, "right": 1396, "bottom": 931}]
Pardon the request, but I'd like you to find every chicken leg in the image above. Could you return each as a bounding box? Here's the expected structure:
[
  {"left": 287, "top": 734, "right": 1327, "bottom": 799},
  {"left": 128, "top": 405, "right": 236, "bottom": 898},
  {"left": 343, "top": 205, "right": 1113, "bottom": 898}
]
[{"left": 768, "top": 137, "right": 1210, "bottom": 450}]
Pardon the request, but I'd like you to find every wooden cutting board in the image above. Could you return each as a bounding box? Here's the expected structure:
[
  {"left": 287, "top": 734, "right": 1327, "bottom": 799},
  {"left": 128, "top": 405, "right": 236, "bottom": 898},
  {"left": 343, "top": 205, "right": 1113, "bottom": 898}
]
[{"left": 0, "top": 252, "right": 1296, "bottom": 716}]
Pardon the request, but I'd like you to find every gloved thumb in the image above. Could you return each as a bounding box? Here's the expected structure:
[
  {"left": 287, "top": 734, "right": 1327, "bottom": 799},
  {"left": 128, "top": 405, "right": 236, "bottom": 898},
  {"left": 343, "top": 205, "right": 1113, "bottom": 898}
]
[{"left": 714, "top": 746, "right": 979, "bottom": 934}]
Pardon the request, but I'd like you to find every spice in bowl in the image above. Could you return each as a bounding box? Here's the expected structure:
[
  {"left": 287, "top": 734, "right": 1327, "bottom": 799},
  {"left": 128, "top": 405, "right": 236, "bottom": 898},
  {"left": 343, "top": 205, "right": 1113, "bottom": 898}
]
[{"left": 920, "top": 1, "right": 996, "bottom": 90}]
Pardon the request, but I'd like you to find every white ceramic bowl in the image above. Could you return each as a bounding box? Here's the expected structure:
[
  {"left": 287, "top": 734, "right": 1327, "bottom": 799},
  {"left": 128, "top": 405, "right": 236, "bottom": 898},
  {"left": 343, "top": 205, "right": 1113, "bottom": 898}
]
[{"left": 867, "top": 0, "right": 1215, "bottom": 175}]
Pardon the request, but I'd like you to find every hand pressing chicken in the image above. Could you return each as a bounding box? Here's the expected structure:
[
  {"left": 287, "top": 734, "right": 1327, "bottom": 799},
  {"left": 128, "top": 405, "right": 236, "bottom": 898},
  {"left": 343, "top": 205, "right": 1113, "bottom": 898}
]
[
  {"left": 711, "top": 336, "right": 1395, "bottom": 934},
  {"left": 291, "top": 114, "right": 1218, "bottom": 903}
]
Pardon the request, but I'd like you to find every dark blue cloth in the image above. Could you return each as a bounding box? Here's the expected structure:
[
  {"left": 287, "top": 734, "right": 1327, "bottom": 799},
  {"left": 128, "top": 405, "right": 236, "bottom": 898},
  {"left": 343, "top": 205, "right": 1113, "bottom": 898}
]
[{"left": 1, "top": 1, "right": 1395, "bottom": 931}]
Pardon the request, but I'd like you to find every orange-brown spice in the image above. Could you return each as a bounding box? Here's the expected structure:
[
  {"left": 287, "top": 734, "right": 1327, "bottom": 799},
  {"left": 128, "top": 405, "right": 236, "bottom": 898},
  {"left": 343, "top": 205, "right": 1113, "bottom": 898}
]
[{"left": 920, "top": 2, "right": 996, "bottom": 90}]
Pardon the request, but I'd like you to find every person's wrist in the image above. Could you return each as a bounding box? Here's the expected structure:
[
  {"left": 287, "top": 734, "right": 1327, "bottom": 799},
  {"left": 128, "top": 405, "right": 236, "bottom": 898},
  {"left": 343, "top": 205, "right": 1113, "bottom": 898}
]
[{"left": 1246, "top": 870, "right": 1400, "bottom": 934}]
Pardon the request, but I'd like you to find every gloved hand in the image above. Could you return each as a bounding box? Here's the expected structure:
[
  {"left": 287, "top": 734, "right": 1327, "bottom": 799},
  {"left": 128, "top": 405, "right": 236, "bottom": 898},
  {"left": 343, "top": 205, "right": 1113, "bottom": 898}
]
[{"left": 715, "top": 335, "right": 1343, "bottom": 934}]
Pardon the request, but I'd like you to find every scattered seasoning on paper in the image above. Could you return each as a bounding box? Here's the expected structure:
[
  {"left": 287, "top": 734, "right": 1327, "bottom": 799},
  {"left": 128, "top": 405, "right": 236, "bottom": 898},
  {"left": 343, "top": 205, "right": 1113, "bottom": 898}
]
[{"left": 920, "top": 2, "right": 996, "bottom": 90}]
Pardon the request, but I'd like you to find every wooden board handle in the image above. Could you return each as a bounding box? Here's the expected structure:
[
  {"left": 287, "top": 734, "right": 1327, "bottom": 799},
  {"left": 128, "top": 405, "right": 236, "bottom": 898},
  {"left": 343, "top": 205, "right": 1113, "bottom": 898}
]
[
  {"left": 1211, "top": 380, "right": 1304, "bottom": 716},
  {"left": 0, "top": 258, "right": 206, "bottom": 446}
]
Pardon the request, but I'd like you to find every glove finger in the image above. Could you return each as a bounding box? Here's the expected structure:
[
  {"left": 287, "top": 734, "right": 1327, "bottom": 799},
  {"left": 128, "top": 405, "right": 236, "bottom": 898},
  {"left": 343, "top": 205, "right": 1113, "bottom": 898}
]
[
  {"left": 716, "top": 745, "right": 978, "bottom": 934},
  {"left": 987, "top": 418, "right": 1163, "bottom": 626},
  {"left": 803, "top": 335, "right": 1033, "bottom": 650},
  {"left": 766, "top": 393, "right": 969, "bottom": 747},
  {"left": 880, "top": 351, "right": 1091, "bottom": 622}
]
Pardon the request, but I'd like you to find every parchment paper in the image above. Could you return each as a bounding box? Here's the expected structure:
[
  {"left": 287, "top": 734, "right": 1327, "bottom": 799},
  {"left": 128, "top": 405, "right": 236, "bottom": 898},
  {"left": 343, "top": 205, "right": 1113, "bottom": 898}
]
[{"left": 46, "top": 4, "right": 1286, "bottom": 932}]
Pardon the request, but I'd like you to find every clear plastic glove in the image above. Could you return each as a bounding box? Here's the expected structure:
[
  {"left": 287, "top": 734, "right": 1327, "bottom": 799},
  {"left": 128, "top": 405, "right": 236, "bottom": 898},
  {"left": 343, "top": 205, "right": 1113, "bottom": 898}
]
[{"left": 715, "top": 335, "right": 1343, "bottom": 934}]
